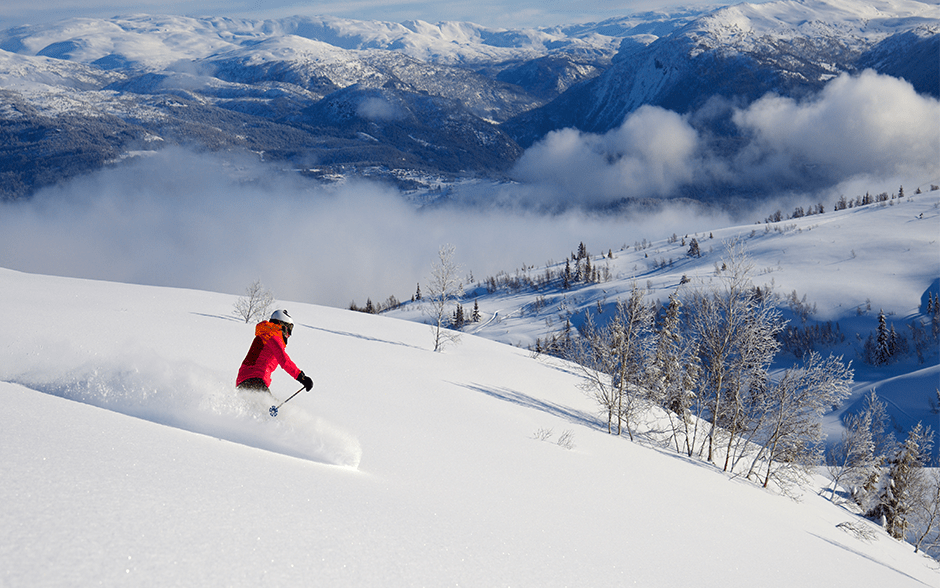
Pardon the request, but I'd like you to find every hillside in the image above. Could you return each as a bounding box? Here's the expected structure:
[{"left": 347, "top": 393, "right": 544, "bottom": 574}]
[
  {"left": 1, "top": 190, "right": 938, "bottom": 586},
  {"left": 1, "top": 265, "right": 938, "bottom": 585},
  {"left": 386, "top": 189, "right": 940, "bottom": 458}
]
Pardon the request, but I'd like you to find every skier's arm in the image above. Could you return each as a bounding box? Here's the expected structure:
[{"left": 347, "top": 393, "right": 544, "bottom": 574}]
[
  {"left": 272, "top": 337, "right": 311, "bottom": 391},
  {"left": 273, "top": 340, "right": 302, "bottom": 380}
]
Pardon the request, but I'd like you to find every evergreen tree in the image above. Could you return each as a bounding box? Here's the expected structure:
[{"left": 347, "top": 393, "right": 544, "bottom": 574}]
[
  {"left": 850, "top": 390, "right": 896, "bottom": 513},
  {"left": 869, "top": 423, "right": 935, "bottom": 540},
  {"left": 866, "top": 310, "right": 907, "bottom": 365},
  {"left": 577, "top": 242, "right": 588, "bottom": 260},
  {"left": 877, "top": 310, "right": 891, "bottom": 363},
  {"left": 688, "top": 238, "right": 701, "bottom": 258},
  {"left": 649, "top": 290, "right": 683, "bottom": 408}
]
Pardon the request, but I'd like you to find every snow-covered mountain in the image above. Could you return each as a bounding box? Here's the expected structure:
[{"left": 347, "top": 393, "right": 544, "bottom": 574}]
[
  {"left": 0, "top": 0, "right": 936, "bottom": 200},
  {"left": 504, "top": 0, "right": 940, "bottom": 144},
  {"left": 1, "top": 188, "right": 939, "bottom": 585}
]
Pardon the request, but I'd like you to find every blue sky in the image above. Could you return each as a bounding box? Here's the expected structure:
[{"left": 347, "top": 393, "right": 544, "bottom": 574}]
[{"left": 0, "top": 0, "right": 725, "bottom": 29}]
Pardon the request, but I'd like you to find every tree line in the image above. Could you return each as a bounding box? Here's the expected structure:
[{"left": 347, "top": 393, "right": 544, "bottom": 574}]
[{"left": 536, "top": 241, "right": 938, "bottom": 557}]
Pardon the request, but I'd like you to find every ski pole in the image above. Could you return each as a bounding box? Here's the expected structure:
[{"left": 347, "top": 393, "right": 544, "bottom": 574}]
[{"left": 269, "top": 386, "right": 304, "bottom": 417}]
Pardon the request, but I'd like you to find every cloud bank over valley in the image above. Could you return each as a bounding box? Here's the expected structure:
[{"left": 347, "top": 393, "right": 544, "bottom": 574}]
[
  {"left": 511, "top": 71, "right": 939, "bottom": 207},
  {"left": 0, "top": 69, "right": 936, "bottom": 309}
]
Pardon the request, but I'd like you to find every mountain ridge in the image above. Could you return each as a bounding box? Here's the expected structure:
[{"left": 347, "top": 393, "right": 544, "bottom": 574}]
[{"left": 0, "top": 0, "right": 936, "bottom": 200}]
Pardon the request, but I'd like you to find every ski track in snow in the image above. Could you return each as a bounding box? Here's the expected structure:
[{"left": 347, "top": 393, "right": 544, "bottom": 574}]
[{"left": 4, "top": 355, "right": 362, "bottom": 469}]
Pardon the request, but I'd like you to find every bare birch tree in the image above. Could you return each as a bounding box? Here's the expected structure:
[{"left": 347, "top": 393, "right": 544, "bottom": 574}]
[
  {"left": 571, "top": 310, "right": 621, "bottom": 434},
  {"left": 233, "top": 279, "right": 275, "bottom": 323},
  {"left": 911, "top": 468, "right": 940, "bottom": 555},
  {"left": 426, "top": 244, "right": 463, "bottom": 352},
  {"left": 608, "top": 284, "right": 654, "bottom": 440}
]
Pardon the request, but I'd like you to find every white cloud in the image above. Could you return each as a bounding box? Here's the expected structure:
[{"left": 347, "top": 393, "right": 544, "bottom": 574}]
[
  {"left": 510, "top": 70, "right": 940, "bottom": 207},
  {"left": 1, "top": 62, "right": 934, "bottom": 311},
  {"left": 731, "top": 70, "right": 940, "bottom": 185},
  {"left": 511, "top": 105, "right": 700, "bottom": 205},
  {"left": 0, "top": 146, "right": 732, "bottom": 309},
  {"left": 357, "top": 96, "right": 404, "bottom": 121}
]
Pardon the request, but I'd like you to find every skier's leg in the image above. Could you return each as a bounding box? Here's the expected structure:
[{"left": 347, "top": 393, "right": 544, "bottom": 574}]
[{"left": 236, "top": 378, "right": 270, "bottom": 393}]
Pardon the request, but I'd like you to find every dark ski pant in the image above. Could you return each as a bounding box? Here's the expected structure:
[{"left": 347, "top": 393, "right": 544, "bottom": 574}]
[{"left": 236, "top": 378, "right": 270, "bottom": 393}]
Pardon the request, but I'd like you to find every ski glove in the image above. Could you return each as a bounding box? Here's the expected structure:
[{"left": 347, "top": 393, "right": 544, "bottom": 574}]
[{"left": 297, "top": 371, "right": 314, "bottom": 392}]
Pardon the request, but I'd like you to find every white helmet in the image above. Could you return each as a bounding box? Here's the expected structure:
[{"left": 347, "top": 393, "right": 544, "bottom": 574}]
[{"left": 270, "top": 309, "right": 293, "bottom": 326}]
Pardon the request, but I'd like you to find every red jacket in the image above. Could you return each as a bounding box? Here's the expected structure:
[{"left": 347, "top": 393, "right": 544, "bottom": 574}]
[{"left": 236, "top": 321, "right": 301, "bottom": 387}]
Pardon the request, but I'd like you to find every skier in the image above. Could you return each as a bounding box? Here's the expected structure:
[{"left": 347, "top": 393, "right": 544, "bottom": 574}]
[{"left": 236, "top": 309, "right": 314, "bottom": 394}]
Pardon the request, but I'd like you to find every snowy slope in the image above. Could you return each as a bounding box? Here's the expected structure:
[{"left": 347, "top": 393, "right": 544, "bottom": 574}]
[{"left": 1, "top": 265, "right": 938, "bottom": 586}]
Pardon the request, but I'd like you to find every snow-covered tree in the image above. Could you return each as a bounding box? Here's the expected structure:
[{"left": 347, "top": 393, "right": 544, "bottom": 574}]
[
  {"left": 911, "top": 468, "right": 940, "bottom": 555},
  {"left": 826, "top": 408, "right": 877, "bottom": 501},
  {"left": 233, "top": 279, "right": 275, "bottom": 324},
  {"left": 649, "top": 288, "right": 701, "bottom": 456},
  {"left": 686, "top": 241, "right": 783, "bottom": 467},
  {"left": 745, "top": 352, "right": 853, "bottom": 489},
  {"left": 848, "top": 390, "right": 897, "bottom": 513},
  {"left": 577, "top": 242, "right": 588, "bottom": 260},
  {"left": 570, "top": 283, "right": 653, "bottom": 439},
  {"left": 607, "top": 284, "right": 655, "bottom": 440},
  {"left": 869, "top": 422, "right": 934, "bottom": 540},
  {"left": 865, "top": 310, "right": 907, "bottom": 365},
  {"left": 648, "top": 289, "right": 684, "bottom": 407}
]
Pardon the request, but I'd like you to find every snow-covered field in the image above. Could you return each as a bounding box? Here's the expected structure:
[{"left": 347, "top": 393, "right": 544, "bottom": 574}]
[{"left": 1, "top": 192, "right": 939, "bottom": 585}]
